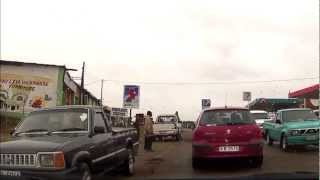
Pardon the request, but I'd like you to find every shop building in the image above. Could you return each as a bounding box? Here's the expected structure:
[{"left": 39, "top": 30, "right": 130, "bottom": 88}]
[{"left": 0, "top": 60, "right": 100, "bottom": 118}]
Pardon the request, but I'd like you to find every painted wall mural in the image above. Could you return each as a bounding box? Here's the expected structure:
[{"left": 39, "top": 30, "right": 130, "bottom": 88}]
[{"left": 0, "top": 65, "right": 60, "bottom": 113}]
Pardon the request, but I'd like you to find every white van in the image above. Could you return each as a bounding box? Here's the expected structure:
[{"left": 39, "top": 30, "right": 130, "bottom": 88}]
[{"left": 250, "top": 110, "right": 273, "bottom": 129}]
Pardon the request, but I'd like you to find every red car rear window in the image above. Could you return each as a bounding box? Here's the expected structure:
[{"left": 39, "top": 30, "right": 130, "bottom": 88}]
[{"left": 200, "top": 109, "right": 254, "bottom": 125}]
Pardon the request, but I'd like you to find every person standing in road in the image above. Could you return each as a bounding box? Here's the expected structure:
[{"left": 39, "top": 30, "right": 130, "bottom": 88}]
[{"left": 144, "top": 111, "right": 154, "bottom": 152}]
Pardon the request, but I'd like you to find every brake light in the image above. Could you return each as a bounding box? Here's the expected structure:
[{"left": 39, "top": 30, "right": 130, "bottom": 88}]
[
  {"left": 193, "top": 129, "right": 204, "bottom": 141},
  {"left": 256, "top": 129, "right": 263, "bottom": 139},
  {"left": 199, "top": 121, "right": 206, "bottom": 127}
]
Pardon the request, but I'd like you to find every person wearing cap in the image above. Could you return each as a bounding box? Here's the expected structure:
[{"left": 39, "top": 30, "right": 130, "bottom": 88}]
[{"left": 144, "top": 111, "right": 154, "bottom": 151}]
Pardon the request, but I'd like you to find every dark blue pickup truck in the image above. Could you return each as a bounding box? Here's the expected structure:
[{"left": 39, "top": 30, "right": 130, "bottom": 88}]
[{"left": 0, "top": 106, "right": 139, "bottom": 180}]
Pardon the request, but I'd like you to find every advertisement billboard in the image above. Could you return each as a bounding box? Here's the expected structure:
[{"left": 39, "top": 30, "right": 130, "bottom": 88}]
[
  {"left": 123, "top": 85, "right": 140, "bottom": 109},
  {"left": 0, "top": 65, "right": 60, "bottom": 113}
]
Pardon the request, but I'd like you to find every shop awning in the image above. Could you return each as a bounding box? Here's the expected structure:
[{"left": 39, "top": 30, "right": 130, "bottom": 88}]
[{"left": 288, "top": 84, "right": 319, "bottom": 99}]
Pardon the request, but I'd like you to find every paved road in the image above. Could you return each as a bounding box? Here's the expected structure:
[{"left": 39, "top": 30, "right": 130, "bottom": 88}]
[{"left": 103, "top": 129, "right": 319, "bottom": 179}]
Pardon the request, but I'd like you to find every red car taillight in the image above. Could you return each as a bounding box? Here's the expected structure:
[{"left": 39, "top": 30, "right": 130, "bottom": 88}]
[
  {"left": 256, "top": 129, "right": 263, "bottom": 139},
  {"left": 193, "top": 128, "right": 204, "bottom": 141},
  {"left": 199, "top": 121, "right": 206, "bottom": 127},
  {"left": 249, "top": 128, "right": 264, "bottom": 146}
]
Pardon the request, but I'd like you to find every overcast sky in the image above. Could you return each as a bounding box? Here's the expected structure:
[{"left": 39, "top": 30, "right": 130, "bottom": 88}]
[{"left": 1, "top": 0, "right": 319, "bottom": 120}]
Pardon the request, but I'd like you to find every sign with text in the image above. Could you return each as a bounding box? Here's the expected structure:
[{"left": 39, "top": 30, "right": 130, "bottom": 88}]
[
  {"left": 111, "top": 107, "right": 128, "bottom": 117},
  {"left": 123, "top": 85, "right": 140, "bottom": 109},
  {"left": 243, "top": 92, "right": 252, "bottom": 101},
  {"left": 202, "top": 99, "right": 211, "bottom": 109},
  {"left": 135, "top": 113, "right": 145, "bottom": 126}
]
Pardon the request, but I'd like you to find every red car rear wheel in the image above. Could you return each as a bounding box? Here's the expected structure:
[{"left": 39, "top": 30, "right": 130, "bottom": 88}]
[
  {"left": 192, "top": 157, "right": 201, "bottom": 169},
  {"left": 251, "top": 156, "right": 263, "bottom": 168}
]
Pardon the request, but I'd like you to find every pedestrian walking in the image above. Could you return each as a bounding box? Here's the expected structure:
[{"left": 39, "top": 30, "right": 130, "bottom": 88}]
[{"left": 144, "top": 111, "right": 154, "bottom": 152}]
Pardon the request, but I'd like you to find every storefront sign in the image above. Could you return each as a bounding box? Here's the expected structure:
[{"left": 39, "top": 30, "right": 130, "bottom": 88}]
[{"left": 111, "top": 107, "right": 128, "bottom": 117}]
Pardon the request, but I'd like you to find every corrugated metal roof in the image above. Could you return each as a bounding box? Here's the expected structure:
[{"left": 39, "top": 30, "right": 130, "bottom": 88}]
[{"left": 0, "top": 60, "right": 66, "bottom": 68}]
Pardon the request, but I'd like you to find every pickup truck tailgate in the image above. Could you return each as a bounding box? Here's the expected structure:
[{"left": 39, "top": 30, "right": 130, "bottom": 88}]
[{"left": 153, "top": 123, "right": 177, "bottom": 135}]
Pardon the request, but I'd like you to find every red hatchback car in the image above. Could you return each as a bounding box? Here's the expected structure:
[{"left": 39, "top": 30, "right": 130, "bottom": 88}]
[{"left": 192, "top": 107, "right": 263, "bottom": 169}]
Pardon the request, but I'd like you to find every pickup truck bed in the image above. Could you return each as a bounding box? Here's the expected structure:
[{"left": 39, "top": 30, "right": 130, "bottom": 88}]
[{"left": 153, "top": 123, "right": 180, "bottom": 141}]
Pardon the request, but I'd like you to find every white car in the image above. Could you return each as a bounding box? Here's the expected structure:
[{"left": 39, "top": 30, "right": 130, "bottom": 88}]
[
  {"left": 153, "top": 114, "right": 182, "bottom": 141},
  {"left": 250, "top": 110, "right": 273, "bottom": 129}
]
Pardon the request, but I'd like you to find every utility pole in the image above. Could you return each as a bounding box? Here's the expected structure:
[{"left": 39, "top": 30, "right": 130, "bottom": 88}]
[
  {"left": 129, "top": 109, "right": 132, "bottom": 122},
  {"left": 80, "top": 62, "right": 85, "bottom": 105},
  {"left": 100, "top": 79, "right": 104, "bottom": 106},
  {"left": 225, "top": 92, "right": 228, "bottom": 107}
]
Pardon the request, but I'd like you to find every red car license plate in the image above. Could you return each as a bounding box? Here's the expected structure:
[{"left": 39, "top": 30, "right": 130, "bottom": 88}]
[{"left": 218, "top": 146, "right": 239, "bottom": 152}]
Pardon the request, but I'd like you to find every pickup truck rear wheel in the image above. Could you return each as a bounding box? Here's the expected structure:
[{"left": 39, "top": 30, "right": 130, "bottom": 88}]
[
  {"left": 79, "top": 163, "right": 92, "bottom": 180},
  {"left": 123, "top": 149, "right": 135, "bottom": 176},
  {"left": 280, "top": 135, "right": 289, "bottom": 152},
  {"left": 266, "top": 133, "right": 273, "bottom": 146}
]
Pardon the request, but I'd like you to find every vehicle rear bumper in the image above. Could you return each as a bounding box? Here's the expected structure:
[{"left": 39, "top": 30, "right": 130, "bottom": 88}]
[
  {"left": 192, "top": 141, "right": 263, "bottom": 159},
  {"left": 0, "top": 167, "right": 78, "bottom": 180},
  {"left": 154, "top": 131, "right": 178, "bottom": 137},
  {"left": 287, "top": 135, "right": 319, "bottom": 145}
]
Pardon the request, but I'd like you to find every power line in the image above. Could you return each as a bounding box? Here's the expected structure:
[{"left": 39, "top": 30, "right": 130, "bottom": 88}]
[
  {"left": 84, "top": 80, "right": 101, "bottom": 86},
  {"left": 101, "top": 77, "right": 319, "bottom": 85}
]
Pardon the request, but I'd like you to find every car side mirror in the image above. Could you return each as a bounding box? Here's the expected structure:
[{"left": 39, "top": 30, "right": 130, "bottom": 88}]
[
  {"left": 10, "top": 129, "right": 15, "bottom": 136},
  {"left": 94, "top": 126, "right": 105, "bottom": 134}
]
